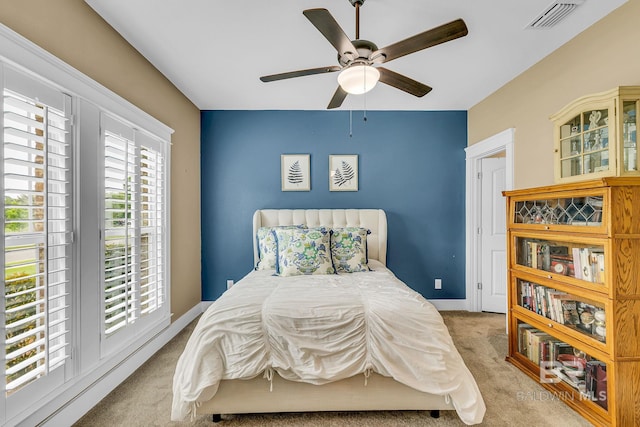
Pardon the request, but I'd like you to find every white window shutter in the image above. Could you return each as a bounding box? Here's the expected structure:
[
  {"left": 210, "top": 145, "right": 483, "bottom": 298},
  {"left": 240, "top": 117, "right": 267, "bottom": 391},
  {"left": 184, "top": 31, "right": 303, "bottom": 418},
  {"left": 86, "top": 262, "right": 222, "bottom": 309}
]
[
  {"left": 2, "top": 73, "right": 72, "bottom": 396},
  {"left": 101, "top": 114, "right": 167, "bottom": 347}
]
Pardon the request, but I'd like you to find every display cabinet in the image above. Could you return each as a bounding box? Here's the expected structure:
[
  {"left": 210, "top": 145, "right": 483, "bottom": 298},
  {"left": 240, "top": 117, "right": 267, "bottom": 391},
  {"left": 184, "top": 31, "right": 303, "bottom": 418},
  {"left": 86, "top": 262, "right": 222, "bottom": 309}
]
[
  {"left": 551, "top": 86, "right": 640, "bottom": 183},
  {"left": 504, "top": 178, "right": 640, "bottom": 427}
]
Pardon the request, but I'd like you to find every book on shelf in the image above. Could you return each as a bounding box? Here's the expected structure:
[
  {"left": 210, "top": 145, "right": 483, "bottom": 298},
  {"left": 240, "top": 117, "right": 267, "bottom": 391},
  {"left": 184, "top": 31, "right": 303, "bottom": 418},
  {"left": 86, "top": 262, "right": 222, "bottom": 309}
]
[
  {"left": 518, "top": 323, "right": 535, "bottom": 357},
  {"left": 518, "top": 326, "right": 600, "bottom": 395},
  {"left": 571, "top": 247, "right": 583, "bottom": 280},
  {"left": 571, "top": 247, "right": 605, "bottom": 283},
  {"left": 559, "top": 299, "right": 579, "bottom": 325},
  {"left": 527, "top": 329, "right": 552, "bottom": 365},
  {"left": 585, "top": 360, "right": 608, "bottom": 410},
  {"left": 520, "top": 281, "right": 585, "bottom": 326}
]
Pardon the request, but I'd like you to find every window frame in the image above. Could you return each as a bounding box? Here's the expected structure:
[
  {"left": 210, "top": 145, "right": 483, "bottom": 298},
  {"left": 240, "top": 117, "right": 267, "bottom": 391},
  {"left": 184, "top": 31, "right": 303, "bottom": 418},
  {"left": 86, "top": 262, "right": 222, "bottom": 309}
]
[
  {"left": 1, "top": 66, "right": 75, "bottom": 419},
  {"left": 0, "top": 23, "right": 173, "bottom": 426},
  {"left": 99, "top": 113, "right": 169, "bottom": 356}
]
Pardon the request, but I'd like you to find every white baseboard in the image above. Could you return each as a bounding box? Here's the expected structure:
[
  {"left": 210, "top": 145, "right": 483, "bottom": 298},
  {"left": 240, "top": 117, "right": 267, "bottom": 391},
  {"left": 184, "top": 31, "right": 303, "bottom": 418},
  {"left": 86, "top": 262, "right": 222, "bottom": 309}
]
[
  {"left": 429, "top": 299, "right": 472, "bottom": 311},
  {"left": 31, "top": 303, "right": 204, "bottom": 427}
]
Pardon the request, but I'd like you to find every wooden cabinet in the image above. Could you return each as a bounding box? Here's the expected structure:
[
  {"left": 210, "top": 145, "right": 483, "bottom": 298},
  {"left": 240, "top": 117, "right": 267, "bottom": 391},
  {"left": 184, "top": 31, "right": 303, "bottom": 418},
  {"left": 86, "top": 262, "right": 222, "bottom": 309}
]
[
  {"left": 504, "top": 178, "right": 640, "bottom": 427},
  {"left": 551, "top": 87, "right": 640, "bottom": 183}
]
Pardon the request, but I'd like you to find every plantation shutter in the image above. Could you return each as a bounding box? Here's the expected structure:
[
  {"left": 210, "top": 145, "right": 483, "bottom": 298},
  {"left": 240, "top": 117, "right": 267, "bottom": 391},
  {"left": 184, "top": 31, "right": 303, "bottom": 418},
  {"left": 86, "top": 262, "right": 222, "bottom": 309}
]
[
  {"left": 103, "top": 116, "right": 138, "bottom": 336},
  {"left": 2, "top": 68, "right": 73, "bottom": 396},
  {"left": 101, "top": 114, "right": 166, "bottom": 346},
  {"left": 138, "top": 134, "right": 165, "bottom": 317}
]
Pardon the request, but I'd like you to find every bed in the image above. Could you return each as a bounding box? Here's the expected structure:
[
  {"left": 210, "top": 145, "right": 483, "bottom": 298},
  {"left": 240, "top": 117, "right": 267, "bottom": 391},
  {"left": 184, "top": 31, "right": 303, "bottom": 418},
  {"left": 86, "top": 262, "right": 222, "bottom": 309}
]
[{"left": 171, "top": 209, "right": 485, "bottom": 425}]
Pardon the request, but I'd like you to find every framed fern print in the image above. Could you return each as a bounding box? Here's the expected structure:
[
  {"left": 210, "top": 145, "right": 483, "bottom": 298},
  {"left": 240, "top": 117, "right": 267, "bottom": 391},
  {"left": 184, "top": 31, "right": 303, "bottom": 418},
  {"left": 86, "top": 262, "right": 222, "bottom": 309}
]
[
  {"left": 329, "top": 155, "right": 358, "bottom": 191},
  {"left": 281, "top": 154, "right": 310, "bottom": 191}
]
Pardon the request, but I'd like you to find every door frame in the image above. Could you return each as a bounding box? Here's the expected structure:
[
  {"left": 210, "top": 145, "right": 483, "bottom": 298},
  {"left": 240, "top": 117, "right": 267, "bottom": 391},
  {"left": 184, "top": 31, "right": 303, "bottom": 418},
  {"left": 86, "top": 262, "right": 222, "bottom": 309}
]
[{"left": 465, "top": 128, "right": 514, "bottom": 312}]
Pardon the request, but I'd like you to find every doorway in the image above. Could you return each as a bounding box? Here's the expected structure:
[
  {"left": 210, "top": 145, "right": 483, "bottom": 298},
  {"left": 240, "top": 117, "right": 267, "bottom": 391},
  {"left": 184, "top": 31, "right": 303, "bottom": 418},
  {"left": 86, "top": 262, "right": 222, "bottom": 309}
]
[
  {"left": 480, "top": 157, "right": 507, "bottom": 312},
  {"left": 465, "top": 129, "right": 514, "bottom": 312}
]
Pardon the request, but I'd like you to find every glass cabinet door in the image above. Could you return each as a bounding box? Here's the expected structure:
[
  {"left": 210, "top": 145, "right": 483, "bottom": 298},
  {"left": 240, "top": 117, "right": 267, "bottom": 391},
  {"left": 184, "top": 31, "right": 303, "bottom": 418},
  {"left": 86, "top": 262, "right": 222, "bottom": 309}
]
[
  {"left": 513, "top": 195, "right": 603, "bottom": 227},
  {"left": 515, "top": 236, "right": 606, "bottom": 285},
  {"left": 516, "top": 320, "right": 609, "bottom": 410},
  {"left": 622, "top": 100, "right": 638, "bottom": 172},
  {"left": 516, "top": 279, "right": 607, "bottom": 343},
  {"left": 559, "top": 108, "right": 610, "bottom": 179}
]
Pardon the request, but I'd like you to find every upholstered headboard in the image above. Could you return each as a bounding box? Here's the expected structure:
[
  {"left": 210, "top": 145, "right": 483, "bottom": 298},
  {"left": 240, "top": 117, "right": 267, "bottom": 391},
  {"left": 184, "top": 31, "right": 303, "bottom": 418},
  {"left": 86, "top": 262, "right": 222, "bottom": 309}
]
[{"left": 253, "top": 209, "right": 387, "bottom": 265}]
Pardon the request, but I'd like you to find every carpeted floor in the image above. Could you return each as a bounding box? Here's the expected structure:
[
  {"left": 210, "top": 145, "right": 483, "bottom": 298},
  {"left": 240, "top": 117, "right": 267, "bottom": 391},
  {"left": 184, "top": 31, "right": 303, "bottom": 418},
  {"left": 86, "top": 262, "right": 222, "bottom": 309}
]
[{"left": 74, "top": 311, "right": 592, "bottom": 426}]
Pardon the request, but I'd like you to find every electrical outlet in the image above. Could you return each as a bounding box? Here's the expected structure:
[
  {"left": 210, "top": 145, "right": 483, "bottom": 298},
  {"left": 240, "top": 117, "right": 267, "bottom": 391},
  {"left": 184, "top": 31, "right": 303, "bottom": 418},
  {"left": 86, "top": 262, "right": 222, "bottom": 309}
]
[
  {"left": 435, "top": 278, "right": 442, "bottom": 290},
  {"left": 226, "top": 279, "right": 234, "bottom": 290}
]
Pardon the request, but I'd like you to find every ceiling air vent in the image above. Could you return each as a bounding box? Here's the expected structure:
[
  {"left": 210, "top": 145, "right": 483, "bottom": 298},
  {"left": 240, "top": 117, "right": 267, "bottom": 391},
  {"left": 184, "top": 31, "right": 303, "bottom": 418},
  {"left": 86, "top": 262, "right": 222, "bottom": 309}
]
[{"left": 527, "top": 1, "right": 585, "bottom": 29}]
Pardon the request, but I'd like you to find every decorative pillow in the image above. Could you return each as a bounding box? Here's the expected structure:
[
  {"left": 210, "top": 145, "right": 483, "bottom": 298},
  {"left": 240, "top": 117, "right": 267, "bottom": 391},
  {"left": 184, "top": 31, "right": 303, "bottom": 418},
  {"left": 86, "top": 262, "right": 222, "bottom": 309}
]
[
  {"left": 275, "top": 227, "right": 335, "bottom": 276},
  {"left": 256, "top": 225, "right": 305, "bottom": 270},
  {"left": 330, "top": 227, "right": 370, "bottom": 273}
]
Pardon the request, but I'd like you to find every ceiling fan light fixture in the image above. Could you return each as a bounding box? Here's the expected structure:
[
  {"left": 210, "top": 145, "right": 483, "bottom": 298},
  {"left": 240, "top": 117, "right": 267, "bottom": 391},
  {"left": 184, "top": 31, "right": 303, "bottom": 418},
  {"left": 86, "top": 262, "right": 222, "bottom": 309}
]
[{"left": 337, "top": 64, "right": 380, "bottom": 95}]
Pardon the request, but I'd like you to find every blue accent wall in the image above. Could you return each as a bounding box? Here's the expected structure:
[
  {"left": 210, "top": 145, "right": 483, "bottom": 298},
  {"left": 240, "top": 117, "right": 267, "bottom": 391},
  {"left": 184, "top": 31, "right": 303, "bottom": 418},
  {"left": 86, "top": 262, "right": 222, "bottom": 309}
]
[{"left": 201, "top": 110, "right": 467, "bottom": 301}]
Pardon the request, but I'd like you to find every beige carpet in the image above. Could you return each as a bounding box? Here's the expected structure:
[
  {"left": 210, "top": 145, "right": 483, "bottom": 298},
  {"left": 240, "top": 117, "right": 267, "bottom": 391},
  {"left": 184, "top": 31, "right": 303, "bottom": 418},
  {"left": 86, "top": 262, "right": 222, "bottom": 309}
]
[{"left": 74, "top": 311, "right": 592, "bottom": 426}]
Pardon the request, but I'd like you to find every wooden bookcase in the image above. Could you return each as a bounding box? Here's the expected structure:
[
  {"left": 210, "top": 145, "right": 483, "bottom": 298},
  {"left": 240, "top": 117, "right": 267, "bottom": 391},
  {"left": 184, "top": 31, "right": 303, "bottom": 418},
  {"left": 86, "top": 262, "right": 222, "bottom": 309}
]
[{"left": 504, "top": 178, "right": 640, "bottom": 427}]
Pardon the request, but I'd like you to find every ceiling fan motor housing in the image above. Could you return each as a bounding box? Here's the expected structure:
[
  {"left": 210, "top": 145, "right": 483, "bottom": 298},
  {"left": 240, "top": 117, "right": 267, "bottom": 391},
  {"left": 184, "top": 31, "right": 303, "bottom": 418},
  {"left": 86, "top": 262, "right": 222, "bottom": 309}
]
[{"left": 338, "top": 39, "right": 382, "bottom": 66}]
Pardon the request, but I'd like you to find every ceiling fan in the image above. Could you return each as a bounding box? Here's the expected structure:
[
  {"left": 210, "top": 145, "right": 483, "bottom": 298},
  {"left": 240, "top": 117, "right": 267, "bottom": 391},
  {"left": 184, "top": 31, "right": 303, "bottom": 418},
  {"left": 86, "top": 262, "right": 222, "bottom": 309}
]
[{"left": 259, "top": 0, "right": 468, "bottom": 109}]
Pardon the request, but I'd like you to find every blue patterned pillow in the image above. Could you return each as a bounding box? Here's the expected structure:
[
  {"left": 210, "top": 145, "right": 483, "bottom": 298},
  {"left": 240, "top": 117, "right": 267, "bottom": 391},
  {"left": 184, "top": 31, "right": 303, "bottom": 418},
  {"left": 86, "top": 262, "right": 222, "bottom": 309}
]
[
  {"left": 256, "top": 225, "right": 305, "bottom": 270},
  {"left": 275, "top": 227, "right": 335, "bottom": 276},
  {"left": 330, "top": 227, "right": 370, "bottom": 273}
]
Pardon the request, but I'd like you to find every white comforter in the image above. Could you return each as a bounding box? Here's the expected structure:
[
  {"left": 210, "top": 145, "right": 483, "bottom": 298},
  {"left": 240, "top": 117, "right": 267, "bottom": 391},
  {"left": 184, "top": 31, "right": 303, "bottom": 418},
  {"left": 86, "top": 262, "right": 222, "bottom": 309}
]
[{"left": 171, "top": 260, "right": 485, "bottom": 425}]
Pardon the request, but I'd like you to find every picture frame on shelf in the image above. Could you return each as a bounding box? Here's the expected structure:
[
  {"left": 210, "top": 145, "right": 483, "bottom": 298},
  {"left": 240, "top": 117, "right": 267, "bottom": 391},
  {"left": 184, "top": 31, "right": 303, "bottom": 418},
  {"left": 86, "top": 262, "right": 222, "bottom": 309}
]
[
  {"left": 329, "top": 154, "right": 358, "bottom": 191},
  {"left": 281, "top": 154, "right": 310, "bottom": 191}
]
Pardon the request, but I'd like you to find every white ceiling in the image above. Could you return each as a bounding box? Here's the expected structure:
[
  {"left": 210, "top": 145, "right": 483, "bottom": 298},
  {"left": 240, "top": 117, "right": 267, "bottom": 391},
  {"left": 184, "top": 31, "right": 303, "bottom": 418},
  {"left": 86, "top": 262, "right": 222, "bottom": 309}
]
[{"left": 85, "top": 0, "right": 626, "bottom": 111}]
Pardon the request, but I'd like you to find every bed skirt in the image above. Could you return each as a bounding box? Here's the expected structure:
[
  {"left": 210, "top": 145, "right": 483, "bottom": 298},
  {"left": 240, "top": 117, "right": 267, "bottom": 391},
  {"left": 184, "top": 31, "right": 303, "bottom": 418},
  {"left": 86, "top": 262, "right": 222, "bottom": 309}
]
[{"left": 196, "top": 371, "right": 455, "bottom": 416}]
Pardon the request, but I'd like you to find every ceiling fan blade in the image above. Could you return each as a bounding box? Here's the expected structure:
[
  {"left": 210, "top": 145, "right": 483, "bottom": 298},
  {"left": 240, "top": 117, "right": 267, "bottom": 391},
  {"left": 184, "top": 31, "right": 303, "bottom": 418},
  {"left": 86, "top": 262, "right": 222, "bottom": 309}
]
[
  {"left": 303, "top": 9, "right": 358, "bottom": 60},
  {"left": 373, "top": 19, "right": 468, "bottom": 64},
  {"left": 327, "top": 86, "right": 348, "bottom": 109},
  {"left": 260, "top": 66, "right": 341, "bottom": 82},
  {"left": 377, "top": 67, "right": 432, "bottom": 97}
]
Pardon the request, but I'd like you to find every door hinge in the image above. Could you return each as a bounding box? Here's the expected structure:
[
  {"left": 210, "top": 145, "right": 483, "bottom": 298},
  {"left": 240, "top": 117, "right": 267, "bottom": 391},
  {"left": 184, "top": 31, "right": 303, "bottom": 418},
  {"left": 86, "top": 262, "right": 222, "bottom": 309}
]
[
  {"left": 477, "top": 172, "right": 482, "bottom": 179},
  {"left": 477, "top": 227, "right": 481, "bottom": 235},
  {"left": 477, "top": 282, "right": 483, "bottom": 290}
]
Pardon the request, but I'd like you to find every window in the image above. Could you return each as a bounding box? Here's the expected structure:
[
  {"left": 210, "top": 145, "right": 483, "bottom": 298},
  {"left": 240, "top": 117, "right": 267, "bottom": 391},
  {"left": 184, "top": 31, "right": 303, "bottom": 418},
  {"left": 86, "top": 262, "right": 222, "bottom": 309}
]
[
  {"left": 2, "top": 68, "right": 72, "bottom": 406},
  {"left": 0, "top": 37, "right": 172, "bottom": 423},
  {"left": 101, "top": 114, "right": 167, "bottom": 350}
]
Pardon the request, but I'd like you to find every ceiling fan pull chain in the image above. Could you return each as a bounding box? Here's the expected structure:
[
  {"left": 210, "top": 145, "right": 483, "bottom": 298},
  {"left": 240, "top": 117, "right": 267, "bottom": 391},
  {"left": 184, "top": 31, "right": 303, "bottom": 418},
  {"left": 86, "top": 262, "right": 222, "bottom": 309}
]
[
  {"left": 349, "top": 110, "right": 353, "bottom": 138},
  {"left": 363, "top": 68, "right": 368, "bottom": 122},
  {"left": 363, "top": 96, "right": 368, "bottom": 122}
]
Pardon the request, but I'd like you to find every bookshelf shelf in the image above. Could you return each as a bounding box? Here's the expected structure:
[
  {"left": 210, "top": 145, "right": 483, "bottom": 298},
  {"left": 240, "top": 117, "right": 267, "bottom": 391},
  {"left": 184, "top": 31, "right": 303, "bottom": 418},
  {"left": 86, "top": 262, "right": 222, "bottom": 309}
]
[{"left": 504, "top": 178, "right": 640, "bottom": 427}]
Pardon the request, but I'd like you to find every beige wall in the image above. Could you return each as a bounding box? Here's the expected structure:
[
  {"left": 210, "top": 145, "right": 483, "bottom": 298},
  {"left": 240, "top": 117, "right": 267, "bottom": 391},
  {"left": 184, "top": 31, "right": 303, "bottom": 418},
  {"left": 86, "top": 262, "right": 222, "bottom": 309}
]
[
  {"left": 469, "top": 0, "right": 640, "bottom": 189},
  {"left": 1, "top": 0, "right": 202, "bottom": 319}
]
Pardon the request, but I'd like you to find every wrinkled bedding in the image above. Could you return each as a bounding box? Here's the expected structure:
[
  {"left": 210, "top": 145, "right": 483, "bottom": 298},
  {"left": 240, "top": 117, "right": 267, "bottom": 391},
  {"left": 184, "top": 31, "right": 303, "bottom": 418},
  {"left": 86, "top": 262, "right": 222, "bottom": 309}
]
[{"left": 171, "top": 260, "right": 485, "bottom": 425}]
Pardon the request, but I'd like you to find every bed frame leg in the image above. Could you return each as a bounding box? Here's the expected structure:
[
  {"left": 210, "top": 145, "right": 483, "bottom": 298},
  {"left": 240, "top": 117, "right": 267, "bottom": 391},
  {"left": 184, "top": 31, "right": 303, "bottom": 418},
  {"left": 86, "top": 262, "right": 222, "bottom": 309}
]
[
  {"left": 212, "top": 414, "right": 222, "bottom": 423},
  {"left": 430, "top": 409, "right": 440, "bottom": 418}
]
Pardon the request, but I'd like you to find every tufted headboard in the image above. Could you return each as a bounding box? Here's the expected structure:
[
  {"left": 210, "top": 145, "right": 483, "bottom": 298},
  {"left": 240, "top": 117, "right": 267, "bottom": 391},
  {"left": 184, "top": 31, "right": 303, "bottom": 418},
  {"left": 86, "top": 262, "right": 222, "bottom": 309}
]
[{"left": 253, "top": 209, "right": 387, "bottom": 266}]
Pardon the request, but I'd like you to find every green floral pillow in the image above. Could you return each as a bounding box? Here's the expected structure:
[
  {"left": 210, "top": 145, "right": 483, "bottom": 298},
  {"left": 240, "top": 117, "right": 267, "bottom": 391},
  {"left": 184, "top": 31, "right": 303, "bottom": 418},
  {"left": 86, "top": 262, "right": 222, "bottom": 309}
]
[
  {"left": 256, "top": 225, "right": 305, "bottom": 270},
  {"left": 330, "top": 227, "right": 370, "bottom": 273},
  {"left": 275, "top": 227, "right": 335, "bottom": 276}
]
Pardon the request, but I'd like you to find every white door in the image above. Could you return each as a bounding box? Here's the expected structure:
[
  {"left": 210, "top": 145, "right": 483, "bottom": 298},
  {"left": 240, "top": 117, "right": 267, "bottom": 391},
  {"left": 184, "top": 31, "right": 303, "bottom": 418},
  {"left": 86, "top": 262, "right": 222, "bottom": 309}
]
[{"left": 480, "top": 157, "right": 507, "bottom": 313}]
